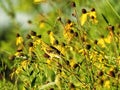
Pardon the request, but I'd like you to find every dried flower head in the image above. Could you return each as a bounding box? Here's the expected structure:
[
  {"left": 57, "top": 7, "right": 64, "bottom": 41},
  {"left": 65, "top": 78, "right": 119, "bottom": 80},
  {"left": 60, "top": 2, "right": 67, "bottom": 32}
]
[
  {"left": 30, "top": 31, "right": 36, "bottom": 36},
  {"left": 82, "top": 9, "right": 87, "bottom": 14},
  {"left": 71, "top": 1, "right": 76, "bottom": 7},
  {"left": 28, "top": 42, "right": 34, "bottom": 47},
  {"left": 91, "top": 8, "right": 95, "bottom": 12},
  {"left": 109, "top": 71, "right": 115, "bottom": 77}
]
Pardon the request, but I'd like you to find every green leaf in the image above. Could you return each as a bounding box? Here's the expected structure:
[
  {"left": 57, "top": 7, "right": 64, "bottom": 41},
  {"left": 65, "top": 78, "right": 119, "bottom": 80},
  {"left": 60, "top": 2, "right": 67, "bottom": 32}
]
[
  {"left": 30, "top": 70, "right": 34, "bottom": 76},
  {"left": 31, "top": 77, "right": 37, "bottom": 87}
]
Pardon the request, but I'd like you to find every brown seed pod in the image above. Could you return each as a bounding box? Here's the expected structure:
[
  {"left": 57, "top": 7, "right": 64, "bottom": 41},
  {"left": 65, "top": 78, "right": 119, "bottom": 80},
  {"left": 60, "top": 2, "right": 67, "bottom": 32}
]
[
  {"left": 67, "top": 19, "right": 72, "bottom": 24},
  {"left": 9, "top": 55, "right": 16, "bottom": 61},
  {"left": 109, "top": 71, "right": 115, "bottom": 77},
  {"left": 26, "top": 34, "right": 31, "bottom": 39},
  {"left": 28, "top": 42, "right": 34, "bottom": 47},
  {"left": 71, "top": 1, "right": 76, "bottom": 7},
  {"left": 94, "top": 40, "right": 98, "bottom": 44},
  {"left": 49, "top": 88, "right": 54, "bottom": 90},
  {"left": 74, "top": 32, "right": 78, "bottom": 37},
  {"left": 107, "top": 25, "right": 114, "bottom": 31},
  {"left": 99, "top": 79, "right": 104, "bottom": 85},
  {"left": 43, "top": 53, "right": 50, "bottom": 58},
  {"left": 86, "top": 44, "right": 91, "bottom": 50},
  {"left": 57, "top": 17, "right": 61, "bottom": 21},
  {"left": 30, "top": 30, "right": 36, "bottom": 36},
  {"left": 16, "top": 33, "right": 20, "bottom": 37},
  {"left": 73, "top": 63, "right": 79, "bottom": 69},
  {"left": 17, "top": 46, "right": 23, "bottom": 52},
  {"left": 27, "top": 20, "right": 32, "bottom": 24},
  {"left": 82, "top": 9, "right": 87, "bottom": 14},
  {"left": 70, "top": 29, "right": 74, "bottom": 34},
  {"left": 37, "top": 35, "right": 42, "bottom": 38},
  {"left": 91, "top": 8, "right": 95, "bottom": 12},
  {"left": 98, "top": 71, "right": 104, "bottom": 77},
  {"left": 69, "top": 83, "right": 75, "bottom": 88}
]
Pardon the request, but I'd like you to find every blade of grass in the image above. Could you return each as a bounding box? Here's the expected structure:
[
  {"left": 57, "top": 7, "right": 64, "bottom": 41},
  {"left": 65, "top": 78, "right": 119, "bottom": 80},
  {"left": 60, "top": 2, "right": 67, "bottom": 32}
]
[{"left": 106, "top": 0, "right": 120, "bottom": 20}]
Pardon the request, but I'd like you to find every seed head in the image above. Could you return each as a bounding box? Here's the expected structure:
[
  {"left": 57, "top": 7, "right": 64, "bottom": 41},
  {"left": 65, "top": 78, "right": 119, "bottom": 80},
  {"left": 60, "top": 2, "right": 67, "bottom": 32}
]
[
  {"left": 82, "top": 9, "right": 87, "bottom": 14},
  {"left": 71, "top": 2, "right": 76, "bottom": 7}
]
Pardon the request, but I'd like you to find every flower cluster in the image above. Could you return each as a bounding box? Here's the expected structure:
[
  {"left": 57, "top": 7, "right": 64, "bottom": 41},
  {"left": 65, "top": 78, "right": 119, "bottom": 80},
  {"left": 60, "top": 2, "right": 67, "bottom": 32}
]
[{"left": 9, "top": 1, "right": 120, "bottom": 90}]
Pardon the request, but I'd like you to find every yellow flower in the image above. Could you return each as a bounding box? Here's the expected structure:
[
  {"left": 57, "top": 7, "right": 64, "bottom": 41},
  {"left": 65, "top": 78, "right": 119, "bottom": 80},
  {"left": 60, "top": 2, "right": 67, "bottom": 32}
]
[
  {"left": 21, "top": 60, "right": 30, "bottom": 70},
  {"left": 80, "top": 8, "right": 98, "bottom": 25},
  {"left": 39, "top": 22, "right": 45, "bottom": 28},
  {"left": 64, "top": 20, "right": 75, "bottom": 43},
  {"left": 15, "top": 67, "right": 22, "bottom": 75},
  {"left": 48, "top": 31, "right": 56, "bottom": 45},
  {"left": 34, "top": 0, "right": 46, "bottom": 3},
  {"left": 104, "top": 31, "right": 113, "bottom": 44},
  {"left": 97, "top": 38, "right": 106, "bottom": 48},
  {"left": 88, "top": 11, "right": 97, "bottom": 19},
  {"left": 46, "top": 59, "right": 51, "bottom": 64},
  {"left": 80, "top": 13, "right": 88, "bottom": 26},
  {"left": 88, "top": 8, "right": 98, "bottom": 24},
  {"left": 33, "top": 37, "right": 42, "bottom": 46},
  {"left": 16, "top": 33, "right": 24, "bottom": 46},
  {"left": 104, "top": 35, "right": 112, "bottom": 44},
  {"left": 104, "top": 80, "right": 110, "bottom": 89},
  {"left": 29, "top": 47, "right": 34, "bottom": 55},
  {"left": 80, "top": 8, "right": 88, "bottom": 26},
  {"left": 28, "top": 42, "right": 35, "bottom": 55},
  {"left": 70, "top": 58, "right": 76, "bottom": 68}
]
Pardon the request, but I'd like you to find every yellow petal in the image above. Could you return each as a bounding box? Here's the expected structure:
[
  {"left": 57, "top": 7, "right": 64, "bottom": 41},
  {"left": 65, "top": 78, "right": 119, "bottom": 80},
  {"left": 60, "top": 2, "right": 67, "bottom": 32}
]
[
  {"left": 80, "top": 13, "right": 88, "bottom": 26},
  {"left": 16, "top": 37, "right": 23, "bottom": 46},
  {"left": 104, "top": 35, "right": 112, "bottom": 44},
  {"left": 39, "top": 22, "right": 45, "bottom": 28},
  {"left": 88, "top": 11, "right": 97, "bottom": 19},
  {"left": 104, "top": 80, "right": 110, "bottom": 88},
  {"left": 49, "top": 31, "right": 56, "bottom": 45},
  {"left": 34, "top": 0, "right": 46, "bottom": 3},
  {"left": 97, "top": 38, "right": 106, "bottom": 48}
]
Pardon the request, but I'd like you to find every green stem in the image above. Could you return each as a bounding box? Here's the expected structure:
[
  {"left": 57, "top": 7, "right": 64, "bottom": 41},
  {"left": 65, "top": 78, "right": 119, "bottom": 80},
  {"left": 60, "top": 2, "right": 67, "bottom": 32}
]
[{"left": 106, "top": 0, "right": 120, "bottom": 20}]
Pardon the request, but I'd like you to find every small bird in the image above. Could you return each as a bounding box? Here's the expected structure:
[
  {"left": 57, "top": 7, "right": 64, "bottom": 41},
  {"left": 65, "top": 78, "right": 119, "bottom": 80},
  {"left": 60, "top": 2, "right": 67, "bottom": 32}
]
[{"left": 41, "top": 40, "right": 63, "bottom": 59}]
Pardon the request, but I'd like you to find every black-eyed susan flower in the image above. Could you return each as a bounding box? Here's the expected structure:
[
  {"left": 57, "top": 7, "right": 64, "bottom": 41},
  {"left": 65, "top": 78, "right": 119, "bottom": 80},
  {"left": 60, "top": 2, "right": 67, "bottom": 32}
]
[
  {"left": 33, "top": 35, "right": 42, "bottom": 46},
  {"left": 64, "top": 20, "right": 75, "bottom": 43},
  {"left": 39, "top": 21, "right": 45, "bottom": 29},
  {"left": 16, "top": 33, "right": 24, "bottom": 46},
  {"left": 30, "top": 30, "right": 37, "bottom": 40},
  {"left": 97, "top": 36, "right": 106, "bottom": 48},
  {"left": 80, "top": 8, "right": 98, "bottom": 26},
  {"left": 88, "top": 8, "right": 98, "bottom": 24},
  {"left": 28, "top": 42, "right": 35, "bottom": 55}
]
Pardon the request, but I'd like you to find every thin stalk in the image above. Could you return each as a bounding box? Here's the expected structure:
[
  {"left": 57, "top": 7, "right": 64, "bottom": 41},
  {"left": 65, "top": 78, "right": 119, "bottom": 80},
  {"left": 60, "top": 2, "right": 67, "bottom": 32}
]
[{"left": 106, "top": 0, "right": 120, "bottom": 20}]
